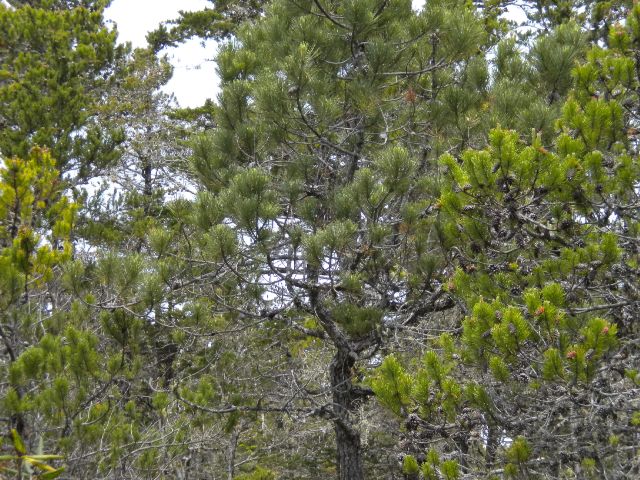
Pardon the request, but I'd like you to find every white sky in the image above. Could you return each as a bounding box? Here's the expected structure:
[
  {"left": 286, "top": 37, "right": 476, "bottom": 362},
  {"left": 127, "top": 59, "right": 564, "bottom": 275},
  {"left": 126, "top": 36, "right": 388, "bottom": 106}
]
[
  {"left": 104, "top": 0, "right": 424, "bottom": 107},
  {"left": 105, "top": 0, "right": 217, "bottom": 107},
  {"left": 104, "top": 0, "right": 523, "bottom": 108}
]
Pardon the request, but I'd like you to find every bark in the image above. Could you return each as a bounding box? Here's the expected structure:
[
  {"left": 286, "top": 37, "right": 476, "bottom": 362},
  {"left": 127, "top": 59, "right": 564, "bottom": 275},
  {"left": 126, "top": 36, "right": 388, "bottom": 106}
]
[
  {"left": 330, "top": 349, "right": 364, "bottom": 480},
  {"left": 227, "top": 426, "right": 239, "bottom": 480},
  {"left": 142, "top": 158, "right": 152, "bottom": 216}
]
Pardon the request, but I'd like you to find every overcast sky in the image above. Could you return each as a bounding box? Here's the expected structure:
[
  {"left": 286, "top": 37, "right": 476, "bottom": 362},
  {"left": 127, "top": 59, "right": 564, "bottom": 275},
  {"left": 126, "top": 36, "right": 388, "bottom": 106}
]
[
  {"left": 105, "top": 0, "right": 217, "bottom": 107},
  {"left": 104, "top": 1, "right": 522, "bottom": 108}
]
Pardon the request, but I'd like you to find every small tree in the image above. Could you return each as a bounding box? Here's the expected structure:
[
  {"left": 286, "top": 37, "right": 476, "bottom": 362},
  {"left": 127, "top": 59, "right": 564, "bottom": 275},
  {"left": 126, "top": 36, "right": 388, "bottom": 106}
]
[{"left": 0, "top": 147, "right": 75, "bottom": 464}]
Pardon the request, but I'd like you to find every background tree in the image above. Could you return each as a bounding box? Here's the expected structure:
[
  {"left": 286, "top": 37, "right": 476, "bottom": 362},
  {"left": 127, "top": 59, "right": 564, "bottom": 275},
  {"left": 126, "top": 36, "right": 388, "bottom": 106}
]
[
  {"left": 0, "top": 2, "right": 200, "bottom": 478},
  {"left": 0, "top": 0, "right": 127, "bottom": 181},
  {"left": 0, "top": 148, "right": 75, "bottom": 476}
]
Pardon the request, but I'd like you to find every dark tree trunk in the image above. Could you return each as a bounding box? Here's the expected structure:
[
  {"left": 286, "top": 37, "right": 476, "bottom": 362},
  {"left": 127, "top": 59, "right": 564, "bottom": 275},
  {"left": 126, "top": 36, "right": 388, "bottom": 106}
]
[
  {"left": 142, "top": 160, "right": 152, "bottom": 216},
  {"left": 330, "top": 349, "right": 364, "bottom": 480}
]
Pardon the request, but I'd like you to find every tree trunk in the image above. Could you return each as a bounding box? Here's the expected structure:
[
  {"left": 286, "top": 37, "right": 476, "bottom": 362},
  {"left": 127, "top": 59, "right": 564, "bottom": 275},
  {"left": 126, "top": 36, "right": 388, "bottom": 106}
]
[
  {"left": 227, "top": 422, "right": 241, "bottom": 480},
  {"left": 330, "top": 349, "right": 364, "bottom": 480}
]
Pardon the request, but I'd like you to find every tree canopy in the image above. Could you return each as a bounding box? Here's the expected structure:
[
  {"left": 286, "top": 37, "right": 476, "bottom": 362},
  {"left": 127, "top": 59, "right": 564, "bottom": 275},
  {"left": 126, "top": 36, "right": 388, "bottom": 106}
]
[{"left": 0, "top": 0, "right": 638, "bottom": 479}]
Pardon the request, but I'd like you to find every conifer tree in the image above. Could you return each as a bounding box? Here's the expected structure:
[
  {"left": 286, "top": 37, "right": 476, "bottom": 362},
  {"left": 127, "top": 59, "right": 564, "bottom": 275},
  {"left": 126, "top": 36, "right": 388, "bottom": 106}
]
[
  {"left": 0, "top": 0, "right": 127, "bottom": 180},
  {"left": 0, "top": 3, "right": 196, "bottom": 478},
  {"left": 371, "top": 2, "right": 640, "bottom": 478},
  {"left": 0, "top": 148, "right": 75, "bottom": 476},
  {"left": 185, "top": 0, "right": 500, "bottom": 477}
]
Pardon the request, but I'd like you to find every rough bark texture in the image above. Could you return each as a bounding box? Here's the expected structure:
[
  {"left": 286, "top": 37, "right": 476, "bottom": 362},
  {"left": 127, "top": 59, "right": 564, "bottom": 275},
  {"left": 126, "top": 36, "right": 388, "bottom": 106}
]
[{"left": 331, "top": 349, "right": 364, "bottom": 480}]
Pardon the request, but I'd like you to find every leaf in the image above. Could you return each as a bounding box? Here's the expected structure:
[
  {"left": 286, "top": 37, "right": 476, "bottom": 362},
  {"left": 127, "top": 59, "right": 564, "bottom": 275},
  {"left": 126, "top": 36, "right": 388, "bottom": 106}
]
[
  {"left": 25, "top": 457, "right": 57, "bottom": 472},
  {"left": 37, "top": 467, "right": 65, "bottom": 479},
  {"left": 11, "top": 429, "right": 26, "bottom": 455},
  {"left": 23, "top": 455, "right": 64, "bottom": 461}
]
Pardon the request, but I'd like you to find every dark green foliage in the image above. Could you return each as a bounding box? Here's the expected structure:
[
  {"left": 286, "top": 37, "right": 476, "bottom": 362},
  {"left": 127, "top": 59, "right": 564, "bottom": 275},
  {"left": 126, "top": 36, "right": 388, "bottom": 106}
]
[
  {"left": 0, "top": 0, "right": 127, "bottom": 179},
  {"left": 147, "top": 0, "right": 268, "bottom": 52},
  {"left": 2, "top": 0, "right": 639, "bottom": 478}
]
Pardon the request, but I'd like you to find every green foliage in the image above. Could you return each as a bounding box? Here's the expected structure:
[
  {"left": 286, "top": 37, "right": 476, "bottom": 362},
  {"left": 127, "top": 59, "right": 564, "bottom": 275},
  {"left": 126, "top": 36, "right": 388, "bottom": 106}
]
[
  {"left": 371, "top": 5, "right": 639, "bottom": 477},
  {"left": 234, "top": 466, "right": 276, "bottom": 480},
  {"left": 441, "top": 459, "right": 460, "bottom": 480},
  {"left": 0, "top": 429, "right": 65, "bottom": 478},
  {"left": 147, "top": 0, "right": 268, "bottom": 53},
  {"left": 331, "top": 303, "right": 382, "bottom": 336},
  {"left": 402, "top": 454, "right": 419, "bottom": 475},
  {"left": 421, "top": 449, "right": 440, "bottom": 479},
  {"left": 506, "top": 436, "right": 531, "bottom": 464},
  {"left": 3, "top": 0, "right": 640, "bottom": 479},
  {"left": 0, "top": 1, "right": 127, "bottom": 178},
  {"left": 370, "top": 355, "right": 411, "bottom": 416}
]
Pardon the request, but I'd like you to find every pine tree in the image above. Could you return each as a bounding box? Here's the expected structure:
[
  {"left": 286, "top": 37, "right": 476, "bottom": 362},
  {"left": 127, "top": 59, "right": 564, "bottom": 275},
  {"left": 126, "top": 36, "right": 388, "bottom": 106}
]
[
  {"left": 0, "top": 0, "right": 127, "bottom": 180},
  {"left": 0, "top": 147, "right": 75, "bottom": 476},
  {"left": 371, "top": 2, "right": 640, "bottom": 478},
  {"left": 184, "top": 0, "right": 499, "bottom": 477},
  {"left": 0, "top": 3, "right": 198, "bottom": 478}
]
